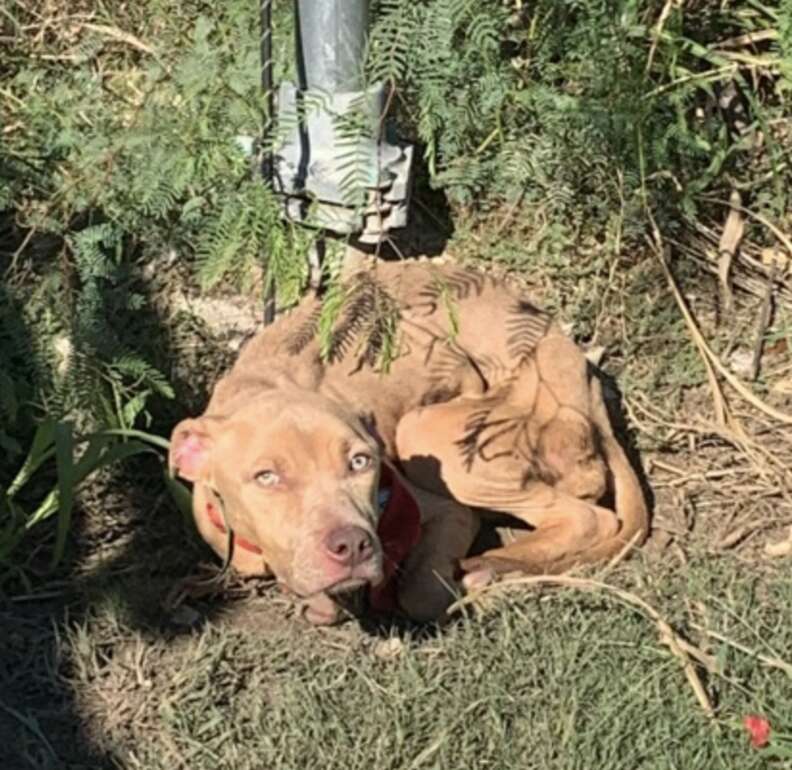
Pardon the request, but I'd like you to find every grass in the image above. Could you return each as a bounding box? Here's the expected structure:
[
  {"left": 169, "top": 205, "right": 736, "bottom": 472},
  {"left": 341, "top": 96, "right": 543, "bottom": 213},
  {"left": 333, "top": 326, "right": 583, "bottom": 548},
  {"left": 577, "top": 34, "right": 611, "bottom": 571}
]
[
  {"left": 4, "top": 286, "right": 792, "bottom": 770},
  {"left": 4, "top": 546, "right": 791, "bottom": 769},
  {"left": 4, "top": 218, "right": 792, "bottom": 769}
]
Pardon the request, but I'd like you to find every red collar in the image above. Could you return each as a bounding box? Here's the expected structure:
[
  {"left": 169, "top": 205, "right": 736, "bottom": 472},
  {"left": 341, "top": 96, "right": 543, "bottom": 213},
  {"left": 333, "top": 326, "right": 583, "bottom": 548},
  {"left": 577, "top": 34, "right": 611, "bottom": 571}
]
[
  {"left": 205, "top": 499, "right": 263, "bottom": 555},
  {"left": 204, "top": 465, "right": 422, "bottom": 613}
]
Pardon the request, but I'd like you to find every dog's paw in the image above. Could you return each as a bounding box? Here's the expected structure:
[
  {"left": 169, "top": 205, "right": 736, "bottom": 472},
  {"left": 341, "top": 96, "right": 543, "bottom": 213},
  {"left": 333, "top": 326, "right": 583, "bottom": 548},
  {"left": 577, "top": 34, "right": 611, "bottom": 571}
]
[{"left": 461, "top": 567, "right": 496, "bottom": 592}]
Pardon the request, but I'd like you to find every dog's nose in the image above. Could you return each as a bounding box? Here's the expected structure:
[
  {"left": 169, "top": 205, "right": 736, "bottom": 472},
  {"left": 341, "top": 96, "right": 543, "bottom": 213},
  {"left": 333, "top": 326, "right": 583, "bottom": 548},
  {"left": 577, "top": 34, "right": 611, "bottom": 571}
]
[{"left": 323, "top": 526, "right": 374, "bottom": 566}]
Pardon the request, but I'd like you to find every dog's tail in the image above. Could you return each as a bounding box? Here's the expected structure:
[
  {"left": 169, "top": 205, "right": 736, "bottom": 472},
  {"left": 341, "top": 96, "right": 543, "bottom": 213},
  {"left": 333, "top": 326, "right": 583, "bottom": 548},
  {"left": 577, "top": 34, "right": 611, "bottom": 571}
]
[{"left": 580, "top": 376, "right": 650, "bottom": 564}]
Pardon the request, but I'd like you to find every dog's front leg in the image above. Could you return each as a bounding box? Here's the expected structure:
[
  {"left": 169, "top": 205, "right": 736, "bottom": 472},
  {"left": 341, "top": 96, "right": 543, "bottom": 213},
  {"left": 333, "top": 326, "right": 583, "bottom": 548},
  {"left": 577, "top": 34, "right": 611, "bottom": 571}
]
[{"left": 397, "top": 489, "right": 479, "bottom": 623}]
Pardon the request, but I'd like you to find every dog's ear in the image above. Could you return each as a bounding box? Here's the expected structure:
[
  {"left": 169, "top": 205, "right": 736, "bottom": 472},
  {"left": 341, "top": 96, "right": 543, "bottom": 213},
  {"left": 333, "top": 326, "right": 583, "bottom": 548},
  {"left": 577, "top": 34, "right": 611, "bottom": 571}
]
[{"left": 169, "top": 417, "right": 222, "bottom": 482}]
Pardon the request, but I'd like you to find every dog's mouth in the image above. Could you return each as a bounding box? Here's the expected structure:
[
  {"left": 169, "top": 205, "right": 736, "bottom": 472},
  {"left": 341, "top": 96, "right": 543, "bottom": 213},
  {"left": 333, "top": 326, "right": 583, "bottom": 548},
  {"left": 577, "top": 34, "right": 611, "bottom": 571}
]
[
  {"left": 325, "top": 576, "right": 371, "bottom": 596},
  {"left": 294, "top": 557, "right": 384, "bottom": 600},
  {"left": 324, "top": 557, "right": 384, "bottom": 594}
]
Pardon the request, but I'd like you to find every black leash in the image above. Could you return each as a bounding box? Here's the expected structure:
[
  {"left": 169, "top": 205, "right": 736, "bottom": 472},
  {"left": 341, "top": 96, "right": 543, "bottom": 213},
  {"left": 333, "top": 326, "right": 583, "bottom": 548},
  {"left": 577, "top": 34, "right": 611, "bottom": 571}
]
[{"left": 260, "top": 0, "right": 277, "bottom": 326}]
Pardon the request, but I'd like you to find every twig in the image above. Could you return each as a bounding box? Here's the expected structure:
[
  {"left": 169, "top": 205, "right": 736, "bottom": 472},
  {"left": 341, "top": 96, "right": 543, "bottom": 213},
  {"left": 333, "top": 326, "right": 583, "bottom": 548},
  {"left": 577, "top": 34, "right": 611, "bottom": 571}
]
[
  {"left": 601, "top": 530, "right": 645, "bottom": 574},
  {"left": 717, "top": 190, "right": 745, "bottom": 314},
  {"left": 750, "top": 262, "right": 777, "bottom": 380},
  {"left": 30, "top": 53, "right": 80, "bottom": 62},
  {"left": 716, "top": 29, "right": 778, "bottom": 49},
  {"left": 667, "top": 468, "right": 746, "bottom": 488},
  {"left": 628, "top": 393, "right": 706, "bottom": 435},
  {"left": 448, "top": 575, "right": 715, "bottom": 718},
  {"left": 80, "top": 22, "right": 156, "bottom": 56},
  {"left": 675, "top": 220, "right": 792, "bottom": 309},
  {"left": 474, "top": 127, "right": 499, "bottom": 156},
  {"left": 6, "top": 226, "right": 36, "bottom": 275},
  {"left": 692, "top": 624, "right": 792, "bottom": 678},
  {"left": 653, "top": 241, "right": 792, "bottom": 426},
  {"left": 649, "top": 458, "right": 687, "bottom": 475},
  {"left": 644, "top": 64, "right": 737, "bottom": 99},
  {"left": 9, "top": 589, "right": 66, "bottom": 602},
  {"left": 629, "top": 392, "right": 791, "bottom": 492},
  {"left": 412, "top": 196, "right": 456, "bottom": 238},
  {"left": 655, "top": 242, "right": 733, "bottom": 428},
  {"left": 495, "top": 189, "right": 526, "bottom": 236},
  {"left": 0, "top": 86, "right": 25, "bottom": 107},
  {"left": 646, "top": 0, "right": 680, "bottom": 75},
  {"left": 700, "top": 196, "right": 792, "bottom": 257}
]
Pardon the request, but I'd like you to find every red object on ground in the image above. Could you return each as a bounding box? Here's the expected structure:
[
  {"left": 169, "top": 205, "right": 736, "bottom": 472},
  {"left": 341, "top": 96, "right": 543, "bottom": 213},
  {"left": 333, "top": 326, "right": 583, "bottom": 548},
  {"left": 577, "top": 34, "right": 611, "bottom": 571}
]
[{"left": 743, "top": 714, "right": 771, "bottom": 748}]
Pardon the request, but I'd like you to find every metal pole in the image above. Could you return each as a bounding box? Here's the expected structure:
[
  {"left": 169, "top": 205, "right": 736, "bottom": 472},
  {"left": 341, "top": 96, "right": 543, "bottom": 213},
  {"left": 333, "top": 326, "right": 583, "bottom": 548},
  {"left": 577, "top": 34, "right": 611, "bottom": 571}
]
[
  {"left": 260, "top": 0, "right": 274, "bottom": 181},
  {"left": 294, "top": 0, "right": 369, "bottom": 293},
  {"left": 272, "top": 0, "right": 413, "bottom": 243},
  {"left": 295, "top": 0, "right": 369, "bottom": 92}
]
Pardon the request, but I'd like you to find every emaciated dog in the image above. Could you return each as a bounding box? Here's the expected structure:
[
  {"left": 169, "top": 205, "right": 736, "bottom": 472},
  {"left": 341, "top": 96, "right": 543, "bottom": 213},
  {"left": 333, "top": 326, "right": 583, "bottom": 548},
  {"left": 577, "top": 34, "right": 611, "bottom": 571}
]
[{"left": 169, "top": 262, "right": 648, "bottom": 624}]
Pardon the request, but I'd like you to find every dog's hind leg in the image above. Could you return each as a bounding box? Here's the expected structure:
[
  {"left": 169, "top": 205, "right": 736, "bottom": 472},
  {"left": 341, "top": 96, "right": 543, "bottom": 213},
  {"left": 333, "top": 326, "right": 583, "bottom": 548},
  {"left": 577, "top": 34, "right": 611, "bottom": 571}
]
[
  {"left": 396, "top": 335, "right": 647, "bottom": 574},
  {"left": 396, "top": 405, "right": 616, "bottom": 573},
  {"left": 457, "top": 492, "right": 621, "bottom": 575}
]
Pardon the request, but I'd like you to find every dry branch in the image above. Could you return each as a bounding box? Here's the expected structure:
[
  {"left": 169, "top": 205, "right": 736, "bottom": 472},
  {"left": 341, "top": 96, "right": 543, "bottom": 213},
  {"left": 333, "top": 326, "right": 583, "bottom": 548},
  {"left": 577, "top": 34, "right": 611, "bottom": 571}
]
[{"left": 449, "top": 575, "right": 715, "bottom": 718}]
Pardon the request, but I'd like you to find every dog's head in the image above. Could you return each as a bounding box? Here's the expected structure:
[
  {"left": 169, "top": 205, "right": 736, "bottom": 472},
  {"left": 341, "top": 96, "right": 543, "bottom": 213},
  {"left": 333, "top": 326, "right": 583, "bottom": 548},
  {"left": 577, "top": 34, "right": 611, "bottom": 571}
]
[{"left": 169, "top": 390, "right": 385, "bottom": 597}]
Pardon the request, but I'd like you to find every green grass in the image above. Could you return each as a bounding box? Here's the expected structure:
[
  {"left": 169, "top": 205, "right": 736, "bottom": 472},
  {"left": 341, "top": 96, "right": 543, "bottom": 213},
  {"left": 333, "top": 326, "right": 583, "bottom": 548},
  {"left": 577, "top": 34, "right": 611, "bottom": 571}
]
[{"left": 3, "top": 519, "right": 792, "bottom": 769}]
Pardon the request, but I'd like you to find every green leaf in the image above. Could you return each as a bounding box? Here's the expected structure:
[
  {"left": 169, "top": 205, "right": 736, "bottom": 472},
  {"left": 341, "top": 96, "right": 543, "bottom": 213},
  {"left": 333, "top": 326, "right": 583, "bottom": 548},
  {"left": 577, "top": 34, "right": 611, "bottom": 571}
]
[
  {"left": 73, "top": 439, "right": 158, "bottom": 483},
  {"left": 99, "top": 429, "right": 170, "bottom": 451},
  {"left": 163, "top": 468, "right": 194, "bottom": 522},
  {"left": 763, "top": 744, "right": 792, "bottom": 759},
  {"left": 7, "top": 419, "right": 57, "bottom": 498},
  {"left": 23, "top": 490, "right": 59, "bottom": 531},
  {"left": 50, "top": 422, "right": 76, "bottom": 569}
]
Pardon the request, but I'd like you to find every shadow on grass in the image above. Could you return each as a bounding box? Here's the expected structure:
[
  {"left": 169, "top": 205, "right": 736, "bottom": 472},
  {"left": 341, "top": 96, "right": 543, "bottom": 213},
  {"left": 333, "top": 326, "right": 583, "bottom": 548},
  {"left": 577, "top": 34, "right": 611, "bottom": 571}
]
[
  {"left": 594, "top": 364, "right": 656, "bottom": 519},
  {"left": 0, "top": 203, "right": 456, "bottom": 766},
  {"left": 0, "top": 268, "right": 116, "bottom": 768},
  {"left": 0, "top": 223, "right": 228, "bottom": 768}
]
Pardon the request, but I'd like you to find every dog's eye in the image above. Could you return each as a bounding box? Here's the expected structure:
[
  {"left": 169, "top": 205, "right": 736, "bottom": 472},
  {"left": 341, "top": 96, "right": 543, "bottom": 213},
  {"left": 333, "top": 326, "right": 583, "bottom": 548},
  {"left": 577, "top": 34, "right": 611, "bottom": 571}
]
[
  {"left": 255, "top": 470, "right": 279, "bottom": 487},
  {"left": 349, "top": 453, "right": 372, "bottom": 473}
]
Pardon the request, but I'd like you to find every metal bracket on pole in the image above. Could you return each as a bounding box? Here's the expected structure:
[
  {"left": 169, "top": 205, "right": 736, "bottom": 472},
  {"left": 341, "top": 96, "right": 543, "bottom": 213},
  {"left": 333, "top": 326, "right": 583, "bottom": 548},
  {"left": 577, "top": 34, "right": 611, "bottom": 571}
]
[{"left": 272, "top": 0, "right": 414, "bottom": 245}]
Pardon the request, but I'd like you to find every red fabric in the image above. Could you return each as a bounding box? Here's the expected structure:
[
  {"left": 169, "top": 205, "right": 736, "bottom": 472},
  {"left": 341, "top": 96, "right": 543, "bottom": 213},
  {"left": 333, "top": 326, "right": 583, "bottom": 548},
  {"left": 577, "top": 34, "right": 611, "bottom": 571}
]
[
  {"left": 369, "top": 464, "right": 422, "bottom": 613},
  {"left": 204, "top": 465, "right": 421, "bottom": 613}
]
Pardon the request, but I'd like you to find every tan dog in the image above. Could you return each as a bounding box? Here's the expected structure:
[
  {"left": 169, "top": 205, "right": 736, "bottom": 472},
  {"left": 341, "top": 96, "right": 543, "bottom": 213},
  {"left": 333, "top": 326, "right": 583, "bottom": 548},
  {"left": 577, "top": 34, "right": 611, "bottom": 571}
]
[{"left": 169, "top": 262, "right": 648, "bottom": 624}]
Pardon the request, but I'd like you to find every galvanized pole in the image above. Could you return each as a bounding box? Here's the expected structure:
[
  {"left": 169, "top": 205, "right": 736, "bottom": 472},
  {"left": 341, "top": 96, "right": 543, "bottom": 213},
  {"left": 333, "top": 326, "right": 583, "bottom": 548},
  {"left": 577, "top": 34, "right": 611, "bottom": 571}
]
[{"left": 292, "top": 0, "right": 373, "bottom": 294}]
